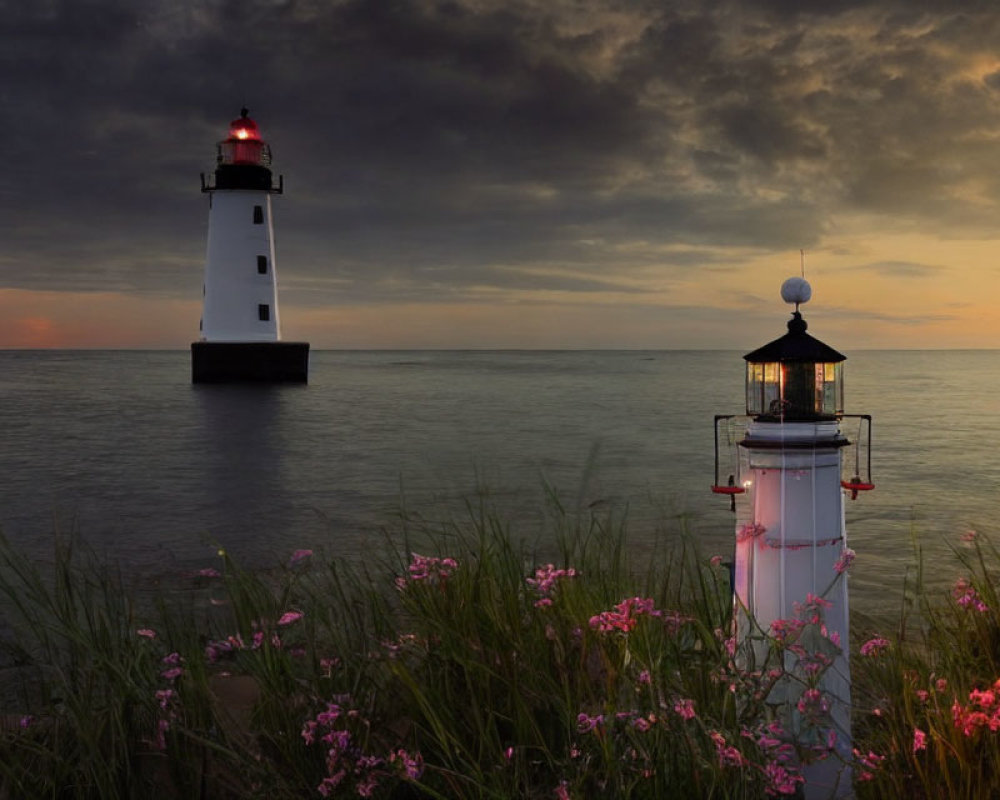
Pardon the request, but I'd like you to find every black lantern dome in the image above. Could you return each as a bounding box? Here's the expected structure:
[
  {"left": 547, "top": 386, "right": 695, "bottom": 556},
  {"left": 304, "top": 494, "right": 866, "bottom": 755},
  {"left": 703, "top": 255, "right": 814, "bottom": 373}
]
[{"left": 743, "top": 278, "right": 845, "bottom": 421}]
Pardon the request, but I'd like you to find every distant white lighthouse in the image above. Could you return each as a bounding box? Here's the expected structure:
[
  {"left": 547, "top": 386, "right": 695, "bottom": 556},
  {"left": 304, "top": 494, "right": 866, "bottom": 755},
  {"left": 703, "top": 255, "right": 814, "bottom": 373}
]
[
  {"left": 712, "top": 279, "right": 873, "bottom": 799},
  {"left": 191, "top": 109, "right": 308, "bottom": 382}
]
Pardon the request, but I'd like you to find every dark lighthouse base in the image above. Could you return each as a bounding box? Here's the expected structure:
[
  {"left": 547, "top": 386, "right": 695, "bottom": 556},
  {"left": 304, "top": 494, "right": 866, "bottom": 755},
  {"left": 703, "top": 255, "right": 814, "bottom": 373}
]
[{"left": 191, "top": 341, "right": 310, "bottom": 383}]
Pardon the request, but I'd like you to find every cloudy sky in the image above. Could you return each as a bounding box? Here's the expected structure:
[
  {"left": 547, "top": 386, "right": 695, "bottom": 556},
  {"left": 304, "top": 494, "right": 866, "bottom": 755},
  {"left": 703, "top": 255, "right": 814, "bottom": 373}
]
[{"left": 3, "top": 0, "right": 1000, "bottom": 348}]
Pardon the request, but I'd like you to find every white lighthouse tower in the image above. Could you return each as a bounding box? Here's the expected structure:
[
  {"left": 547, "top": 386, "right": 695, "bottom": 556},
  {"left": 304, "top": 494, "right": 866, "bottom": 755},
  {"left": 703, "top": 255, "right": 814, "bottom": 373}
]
[
  {"left": 712, "top": 278, "right": 873, "bottom": 798},
  {"left": 191, "top": 109, "right": 308, "bottom": 382}
]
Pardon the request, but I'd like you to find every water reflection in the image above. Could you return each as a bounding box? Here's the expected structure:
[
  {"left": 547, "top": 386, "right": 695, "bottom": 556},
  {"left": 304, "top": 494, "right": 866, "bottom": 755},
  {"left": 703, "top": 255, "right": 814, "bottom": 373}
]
[{"left": 191, "top": 384, "right": 304, "bottom": 565}]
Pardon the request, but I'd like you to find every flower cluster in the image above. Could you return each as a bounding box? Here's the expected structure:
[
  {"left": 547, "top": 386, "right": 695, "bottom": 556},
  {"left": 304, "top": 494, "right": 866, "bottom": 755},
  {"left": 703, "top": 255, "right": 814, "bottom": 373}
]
[
  {"left": 796, "top": 688, "right": 831, "bottom": 725},
  {"left": 710, "top": 731, "right": 746, "bottom": 768},
  {"left": 833, "top": 547, "right": 856, "bottom": 574},
  {"left": 160, "top": 651, "right": 184, "bottom": 682},
  {"left": 388, "top": 748, "right": 424, "bottom": 781},
  {"left": 576, "top": 712, "right": 604, "bottom": 734},
  {"left": 278, "top": 610, "right": 304, "bottom": 627},
  {"left": 762, "top": 761, "right": 804, "bottom": 796},
  {"left": 952, "top": 577, "right": 989, "bottom": 613},
  {"left": 588, "top": 596, "right": 686, "bottom": 634},
  {"left": 203, "top": 612, "right": 305, "bottom": 663},
  {"left": 302, "top": 699, "right": 423, "bottom": 797},
  {"left": 149, "top": 651, "right": 186, "bottom": 751},
  {"left": 526, "top": 563, "right": 578, "bottom": 608},
  {"left": 395, "top": 553, "right": 458, "bottom": 589},
  {"left": 853, "top": 748, "right": 886, "bottom": 781},
  {"left": 673, "top": 698, "right": 695, "bottom": 721},
  {"left": 791, "top": 593, "right": 833, "bottom": 625},
  {"left": 860, "top": 637, "right": 891, "bottom": 658},
  {"left": 951, "top": 679, "right": 1000, "bottom": 737}
]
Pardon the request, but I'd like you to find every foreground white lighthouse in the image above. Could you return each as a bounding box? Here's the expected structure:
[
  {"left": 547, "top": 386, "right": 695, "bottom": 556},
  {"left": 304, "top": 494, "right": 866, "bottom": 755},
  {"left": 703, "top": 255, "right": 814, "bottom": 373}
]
[
  {"left": 713, "top": 278, "right": 873, "bottom": 798},
  {"left": 191, "top": 109, "right": 308, "bottom": 382}
]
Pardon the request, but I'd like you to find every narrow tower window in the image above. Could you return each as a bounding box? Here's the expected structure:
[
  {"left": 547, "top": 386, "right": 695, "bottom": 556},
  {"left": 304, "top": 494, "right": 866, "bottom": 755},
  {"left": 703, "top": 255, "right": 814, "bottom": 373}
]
[
  {"left": 253, "top": 205, "right": 264, "bottom": 224},
  {"left": 258, "top": 304, "right": 270, "bottom": 321},
  {"left": 257, "top": 255, "right": 268, "bottom": 274}
]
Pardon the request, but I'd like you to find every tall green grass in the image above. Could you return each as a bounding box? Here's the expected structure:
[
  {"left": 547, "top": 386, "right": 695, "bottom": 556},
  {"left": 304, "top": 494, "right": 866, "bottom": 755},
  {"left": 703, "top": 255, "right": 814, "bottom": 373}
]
[{"left": 1, "top": 499, "right": 999, "bottom": 798}]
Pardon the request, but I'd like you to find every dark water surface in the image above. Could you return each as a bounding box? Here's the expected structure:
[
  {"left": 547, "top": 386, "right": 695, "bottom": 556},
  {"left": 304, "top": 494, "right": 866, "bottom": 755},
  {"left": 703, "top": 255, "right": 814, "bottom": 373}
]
[{"left": 1, "top": 349, "right": 997, "bottom": 619}]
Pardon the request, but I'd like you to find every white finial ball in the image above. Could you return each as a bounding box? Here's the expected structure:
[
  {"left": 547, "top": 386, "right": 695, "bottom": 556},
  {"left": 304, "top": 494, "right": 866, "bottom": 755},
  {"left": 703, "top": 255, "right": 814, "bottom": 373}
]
[{"left": 780, "top": 277, "right": 812, "bottom": 306}]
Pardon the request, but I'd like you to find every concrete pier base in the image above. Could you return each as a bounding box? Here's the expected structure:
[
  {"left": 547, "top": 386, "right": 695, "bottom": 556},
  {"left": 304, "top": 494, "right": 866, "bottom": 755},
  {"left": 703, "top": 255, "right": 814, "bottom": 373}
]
[{"left": 191, "top": 341, "right": 309, "bottom": 383}]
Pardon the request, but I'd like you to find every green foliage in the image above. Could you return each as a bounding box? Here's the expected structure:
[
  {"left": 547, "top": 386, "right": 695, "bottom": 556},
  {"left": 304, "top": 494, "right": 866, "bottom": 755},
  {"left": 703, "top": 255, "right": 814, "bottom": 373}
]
[
  {"left": 4, "top": 502, "right": 1000, "bottom": 798},
  {"left": 854, "top": 531, "right": 1000, "bottom": 800}
]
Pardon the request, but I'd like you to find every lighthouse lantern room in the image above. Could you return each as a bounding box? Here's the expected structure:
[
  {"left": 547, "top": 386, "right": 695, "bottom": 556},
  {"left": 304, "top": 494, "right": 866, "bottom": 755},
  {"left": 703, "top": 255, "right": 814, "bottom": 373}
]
[
  {"left": 713, "top": 277, "right": 873, "bottom": 799},
  {"left": 191, "top": 109, "right": 309, "bottom": 383}
]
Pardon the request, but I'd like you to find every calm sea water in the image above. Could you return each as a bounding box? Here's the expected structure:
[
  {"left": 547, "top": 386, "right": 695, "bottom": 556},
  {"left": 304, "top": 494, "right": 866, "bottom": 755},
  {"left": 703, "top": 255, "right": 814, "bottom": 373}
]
[{"left": 1, "top": 349, "right": 997, "bottom": 620}]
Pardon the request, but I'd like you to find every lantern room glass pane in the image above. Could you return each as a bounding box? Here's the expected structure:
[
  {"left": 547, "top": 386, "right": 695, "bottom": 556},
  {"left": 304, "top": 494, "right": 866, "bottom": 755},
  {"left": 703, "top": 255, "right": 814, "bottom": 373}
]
[{"left": 746, "top": 360, "right": 843, "bottom": 418}]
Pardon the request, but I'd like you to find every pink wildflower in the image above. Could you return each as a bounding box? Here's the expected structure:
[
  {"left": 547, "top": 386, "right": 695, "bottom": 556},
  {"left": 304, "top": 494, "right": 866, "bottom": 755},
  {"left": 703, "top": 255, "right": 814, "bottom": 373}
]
[
  {"left": 19, "top": 715, "right": 32, "bottom": 729},
  {"left": 289, "top": 548, "right": 313, "bottom": 565},
  {"left": 799, "top": 651, "right": 833, "bottom": 676},
  {"left": 796, "top": 688, "right": 831, "bottom": 723},
  {"left": 576, "top": 712, "right": 604, "bottom": 734},
  {"left": 763, "top": 762, "right": 803, "bottom": 796},
  {"left": 969, "top": 688, "right": 997, "bottom": 708},
  {"left": 673, "top": 698, "right": 696, "bottom": 721},
  {"left": 400, "top": 553, "right": 458, "bottom": 586},
  {"left": 162, "top": 652, "right": 182, "bottom": 666},
  {"left": 913, "top": 728, "right": 927, "bottom": 753},
  {"left": 833, "top": 547, "right": 856, "bottom": 574},
  {"left": 195, "top": 567, "right": 221, "bottom": 578},
  {"left": 277, "top": 610, "right": 304, "bottom": 627},
  {"left": 710, "top": 555, "right": 724, "bottom": 567},
  {"left": 710, "top": 731, "right": 746, "bottom": 767},
  {"left": 860, "top": 637, "right": 890, "bottom": 657},
  {"left": 769, "top": 617, "right": 806, "bottom": 642},
  {"left": 853, "top": 748, "right": 885, "bottom": 780},
  {"left": 316, "top": 703, "right": 342, "bottom": 726},
  {"left": 805, "top": 593, "right": 832, "bottom": 609},
  {"left": 637, "top": 669, "right": 651, "bottom": 685},
  {"left": 588, "top": 597, "right": 678, "bottom": 634},
  {"left": 526, "top": 564, "right": 578, "bottom": 605},
  {"left": 961, "top": 530, "right": 978, "bottom": 543},
  {"left": 161, "top": 667, "right": 183, "bottom": 681},
  {"left": 356, "top": 774, "right": 379, "bottom": 797},
  {"left": 136, "top": 628, "right": 156, "bottom": 639},
  {"left": 155, "top": 689, "right": 175, "bottom": 710},
  {"left": 554, "top": 780, "right": 571, "bottom": 800},
  {"left": 953, "top": 578, "right": 989, "bottom": 612},
  {"left": 317, "top": 771, "right": 347, "bottom": 796},
  {"left": 390, "top": 748, "right": 424, "bottom": 780}
]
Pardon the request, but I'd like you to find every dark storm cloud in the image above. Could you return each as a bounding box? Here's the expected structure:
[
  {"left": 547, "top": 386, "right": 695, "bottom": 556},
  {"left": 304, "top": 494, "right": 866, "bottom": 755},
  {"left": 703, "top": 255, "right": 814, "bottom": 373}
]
[{"left": 5, "top": 0, "right": 1000, "bottom": 302}]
